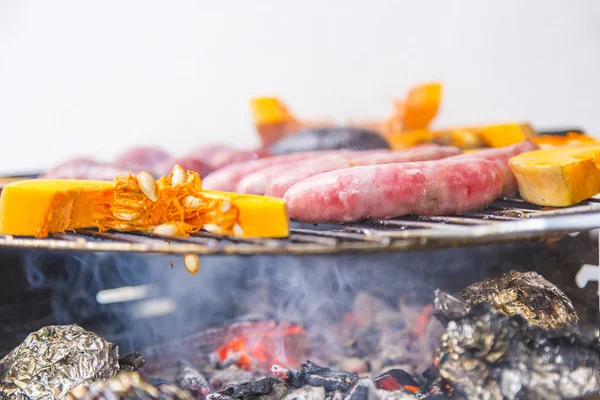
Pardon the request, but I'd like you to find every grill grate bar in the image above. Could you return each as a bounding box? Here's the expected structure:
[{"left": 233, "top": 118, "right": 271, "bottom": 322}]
[{"left": 1, "top": 198, "right": 600, "bottom": 255}]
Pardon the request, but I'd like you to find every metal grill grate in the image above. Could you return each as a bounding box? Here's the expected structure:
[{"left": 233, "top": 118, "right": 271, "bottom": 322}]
[{"left": 2, "top": 196, "right": 600, "bottom": 255}]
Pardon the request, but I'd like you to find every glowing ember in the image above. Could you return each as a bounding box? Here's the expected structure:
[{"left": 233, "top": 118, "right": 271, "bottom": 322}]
[
  {"left": 412, "top": 304, "right": 434, "bottom": 337},
  {"left": 213, "top": 321, "right": 307, "bottom": 371}
]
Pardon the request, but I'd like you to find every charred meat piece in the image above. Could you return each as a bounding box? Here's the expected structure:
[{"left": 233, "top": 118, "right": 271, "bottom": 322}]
[
  {"left": 269, "top": 127, "right": 390, "bottom": 155},
  {"left": 284, "top": 158, "right": 503, "bottom": 222},
  {"left": 67, "top": 371, "right": 193, "bottom": 399},
  {"left": 437, "top": 304, "right": 600, "bottom": 400},
  {"left": 0, "top": 325, "right": 119, "bottom": 399},
  {"left": 459, "top": 270, "right": 579, "bottom": 329}
]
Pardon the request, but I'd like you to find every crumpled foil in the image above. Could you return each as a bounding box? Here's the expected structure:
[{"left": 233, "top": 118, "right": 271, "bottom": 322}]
[
  {"left": 436, "top": 304, "right": 600, "bottom": 400},
  {"left": 459, "top": 270, "right": 579, "bottom": 329},
  {"left": 66, "top": 371, "right": 193, "bottom": 400},
  {"left": 0, "top": 325, "right": 119, "bottom": 400}
]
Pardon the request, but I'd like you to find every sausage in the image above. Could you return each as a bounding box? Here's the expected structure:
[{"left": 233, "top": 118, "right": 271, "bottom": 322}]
[
  {"left": 451, "top": 140, "right": 539, "bottom": 195},
  {"left": 265, "top": 144, "right": 461, "bottom": 197},
  {"left": 269, "top": 127, "right": 390, "bottom": 155},
  {"left": 187, "top": 145, "right": 262, "bottom": 170},
  {"left": 202, "top": 150, "right": 351, "bottom": 191},
  {"left": 41, "top": 158, "right": 133, "bottom": 180},
  {"left": 153, "top": 156, "right": 213, "bottom": 178},
  {"left": 236, "top": 150, "right": 390, "bottom": 195},
  {"left": 283, "top": 158, "right": 503, "bottom": 222},
  {"left": 114, "top": 147, "right": 171, "bottom": 168}
]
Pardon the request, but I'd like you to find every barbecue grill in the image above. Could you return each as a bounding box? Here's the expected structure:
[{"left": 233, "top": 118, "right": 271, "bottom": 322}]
[
  {"left": 1, "top": 196, "right": 600, "bottom": 255},
  {"left": 1, "top": 166, "right": 599, "bottom": 398}
]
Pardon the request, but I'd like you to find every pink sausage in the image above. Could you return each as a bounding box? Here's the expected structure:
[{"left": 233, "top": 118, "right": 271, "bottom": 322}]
[
  {"left": 114, "top": 147, "right": 170, "bottom": 169},
  {"left": 283, "top": 158, "right": 504, "bottom": 222},
  {"left": 235, "top": 150, "right": 388, "bottom": 195},
  {"left": 41, "top": 158, "right": 133, "bottom": 180},
  {"left": 152, "top": 156, "right": 213, "bottom": 178},
  {"left": 266, "top": 144, "right": 461, "bottom": 198},
  {"left": 451, "top": 140, "right": 539, "bottom": 195},
  {"left": 202, "top": 150, "right": 351, "bottom": 191}
]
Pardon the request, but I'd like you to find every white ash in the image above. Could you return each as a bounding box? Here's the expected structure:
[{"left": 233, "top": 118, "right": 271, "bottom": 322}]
[
  {"left": 375, "top": 389, "right": 417, "bottom": 400},
  {"left": 325, "top": 391, "right": 343, "bottom": 400},
  {"left": 282, "top": 385, "right": 326, "bottom": 400},
  {"left": 210, "top": 366, "right": 254, "bottom": 390}
]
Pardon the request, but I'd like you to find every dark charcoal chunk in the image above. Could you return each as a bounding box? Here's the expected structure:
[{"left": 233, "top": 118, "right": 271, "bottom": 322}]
[
  {"left": 175, "top": 360, "right": 210, "bottom": 398},
  {"left": 437, "top": 304, "right": 600, "bottom": 400},
  {"left": 229, "top": 378, "right": 289, "bottom": 400},
  {"left": 374, "top": 369, "right": 420, "bottom": 392},
  {"left": 347, "top": 379, "right": 377, "bottom": 400},
  {"left": 119, "top": 351, "right": 147, "bottom": 371},
  {"left": 459, "top": 270, "right": 579, "bottom": 329},
  {"left": 288, "top": 361, "right": 357, "bottom": 393},
  {"left": 269, "top": 127, "right": 389, "bottom": 155}
]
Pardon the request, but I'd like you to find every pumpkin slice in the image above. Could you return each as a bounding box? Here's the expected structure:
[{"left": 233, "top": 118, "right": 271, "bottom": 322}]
[
  {"left": 0, "top": 166, "right": 289, "bottom": 238},
  {"left": 509, "top": 144, "right": 600, "bottom": 206}
]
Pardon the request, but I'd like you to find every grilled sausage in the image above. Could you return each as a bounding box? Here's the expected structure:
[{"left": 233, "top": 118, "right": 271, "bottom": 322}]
[
  {"left": 41, "top": 158, "right": 132, "bottom": 180},
  {"left": 264, "top": 144, "right": 461, "bottom": 197},
  {"left": 284, "top": 158, "right": 503, "bottom": 222},
  {"left": 202, "top": 150, "right": 351, "bottom": 191},
  {"left": 236, "top": 149, "right": 390, "bottom": 195},
  {"left": 114, "top": 147, "right": 170, "bottom": 168},
  {"left": 451, "top": 140, "right": 539, "bottom": 195}
]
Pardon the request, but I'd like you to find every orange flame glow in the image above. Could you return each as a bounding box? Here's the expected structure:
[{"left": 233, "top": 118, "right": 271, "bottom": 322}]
[{"left": 214, "top": 321, "right": 307, "bottom": 371}]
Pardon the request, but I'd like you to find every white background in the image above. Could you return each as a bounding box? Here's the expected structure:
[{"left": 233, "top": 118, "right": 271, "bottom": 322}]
[{"left": 1, "top": 0, "right": 599, "bottom": 174}]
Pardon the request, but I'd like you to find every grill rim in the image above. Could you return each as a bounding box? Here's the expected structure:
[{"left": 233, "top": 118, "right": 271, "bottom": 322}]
[{"left": 1, "top": 197, "right": 599, "bottom": 255}]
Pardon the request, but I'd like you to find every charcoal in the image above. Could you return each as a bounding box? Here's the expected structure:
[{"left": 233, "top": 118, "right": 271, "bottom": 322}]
[
  {"left": 437, "top": 304, "right": 600, "bottom": 400},
  {"left": 375, "top": 390, "right": 417, "bottom": 400},
  {"left": 229, "top": 378, "right": 289, "bottom": 400},
  {"left": 459, "top": 270, "right": 580, "bottom": 329},
  {"left": 119, "top": 351, "right": 147, "bottom": 371},
  {"left": 211, "top": 366, "right": 254, "bottom": 390},
  {"left": 0, "top": 325, "right": 119, "bottom": 399},
  {"left": 419, "top": 395, "right": 450, "bottom": 400},
  {"left": 175, "top": 360, "right": 210, "bottom": 399},
  {"left": 347, "top": 379, "right": 377, "bottom": 400},
  {"left": 288, "top": 361, "right": 357, "bottom": 392},
  {"left": 66, "top": 371, "right": 192, "bottom": 399},
  {"left": 281, "top": 385, "right": 326, "bottom": 400},
  {"left": 373, "top": 369, "right": 420, "bottom": 393}
]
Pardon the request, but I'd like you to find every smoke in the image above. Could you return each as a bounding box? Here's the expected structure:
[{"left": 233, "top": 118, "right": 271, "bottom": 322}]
[{"left": 18, "top": 238, "right": 595, "bottom": 359}]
